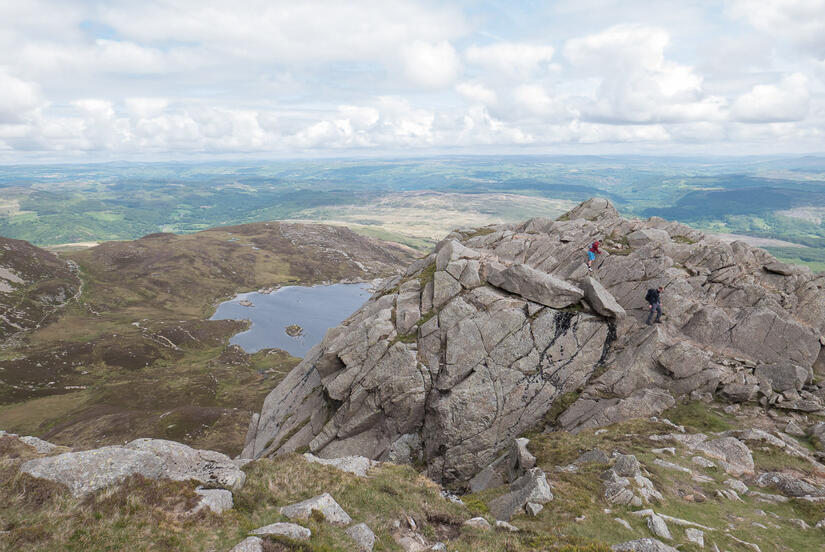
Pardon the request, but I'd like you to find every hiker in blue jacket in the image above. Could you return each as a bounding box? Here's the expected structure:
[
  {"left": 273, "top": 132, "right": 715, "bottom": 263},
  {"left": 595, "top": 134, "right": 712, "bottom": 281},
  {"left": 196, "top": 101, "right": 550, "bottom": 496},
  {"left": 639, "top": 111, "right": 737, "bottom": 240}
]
[{"left": 645, "top": 286, "right": 663, "bottom": 325}]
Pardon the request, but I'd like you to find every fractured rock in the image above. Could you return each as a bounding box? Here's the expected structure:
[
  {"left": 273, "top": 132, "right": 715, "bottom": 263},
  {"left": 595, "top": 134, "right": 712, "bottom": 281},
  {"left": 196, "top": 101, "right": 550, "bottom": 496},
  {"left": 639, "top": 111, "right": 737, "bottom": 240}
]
[
  {"left": 508, "top": 438, "right": 536, "bottom": 481},
  {"left": 488, "top": 468, "right": 553, "bottom": 521},
  {"left": 754, "top": 363, "right": 811, "bottom": 393},
  {"left": 695, "top": 437, "right": 754, "bottom": 476},
  {"left": 126, "top": 438, "right": 246, "bottom": 490},
  {"left": 581, "top": 276, "right": 626, "bottom": 318},
  {"left": 487, "top": 263, "right": 584, "bottom": 308},
  {"left": 755, "top": 472, "right": 825, "bottom": 498}
]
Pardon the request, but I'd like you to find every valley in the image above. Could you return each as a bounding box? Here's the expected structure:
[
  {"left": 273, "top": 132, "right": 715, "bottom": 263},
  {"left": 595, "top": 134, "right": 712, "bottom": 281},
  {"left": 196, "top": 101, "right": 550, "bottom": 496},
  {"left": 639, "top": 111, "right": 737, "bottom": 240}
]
[{"left": 0, "top": 222, "right": 416, "bottom": 455}]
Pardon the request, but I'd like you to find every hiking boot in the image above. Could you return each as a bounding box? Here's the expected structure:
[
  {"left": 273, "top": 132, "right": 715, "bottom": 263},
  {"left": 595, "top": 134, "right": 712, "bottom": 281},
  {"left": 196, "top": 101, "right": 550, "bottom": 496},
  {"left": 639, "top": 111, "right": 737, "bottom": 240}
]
[{"left": 654, "top": 319, "right": 662, "bottom": 324}]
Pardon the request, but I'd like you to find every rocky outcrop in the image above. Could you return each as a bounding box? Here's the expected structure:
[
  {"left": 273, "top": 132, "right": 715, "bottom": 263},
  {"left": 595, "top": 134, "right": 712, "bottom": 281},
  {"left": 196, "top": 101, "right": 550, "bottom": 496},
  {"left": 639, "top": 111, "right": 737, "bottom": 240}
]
[
  {"left": 19, "top": 438, "right": 245, "bottom": 496},
  {"left": 243, "top": 198, "right": 825, "bottom": 483}
]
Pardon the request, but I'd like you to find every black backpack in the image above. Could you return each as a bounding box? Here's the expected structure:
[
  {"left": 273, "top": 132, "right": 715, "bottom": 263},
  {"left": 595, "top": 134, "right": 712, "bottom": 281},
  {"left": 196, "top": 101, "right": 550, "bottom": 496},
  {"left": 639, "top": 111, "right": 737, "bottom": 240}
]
[{"left": 645, "top": 289, "right": 656, "bottom": 303}]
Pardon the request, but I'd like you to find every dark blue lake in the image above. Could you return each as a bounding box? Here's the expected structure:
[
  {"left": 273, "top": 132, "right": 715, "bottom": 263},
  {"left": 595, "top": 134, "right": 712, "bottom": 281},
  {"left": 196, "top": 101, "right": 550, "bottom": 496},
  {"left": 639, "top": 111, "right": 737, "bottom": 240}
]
[{"left": 210, "top": 283, "right": 372, "bottom": 356}]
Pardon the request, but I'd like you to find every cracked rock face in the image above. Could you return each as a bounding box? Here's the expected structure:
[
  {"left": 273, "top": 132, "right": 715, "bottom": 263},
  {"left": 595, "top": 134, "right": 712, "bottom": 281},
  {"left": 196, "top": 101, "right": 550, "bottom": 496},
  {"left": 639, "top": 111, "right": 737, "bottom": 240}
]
[{"left": 243, "top": 198, "right": 825, "bottom": 483}]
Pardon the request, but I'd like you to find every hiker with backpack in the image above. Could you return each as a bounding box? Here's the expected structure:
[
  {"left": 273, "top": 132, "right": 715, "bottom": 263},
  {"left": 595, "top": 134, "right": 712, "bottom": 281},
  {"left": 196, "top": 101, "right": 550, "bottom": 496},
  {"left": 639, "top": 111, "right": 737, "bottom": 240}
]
[
  {"left": 645, "top": 286, "right": 664, "bottom": 325},
  {"left": 586, "top": 240, "right": 602, "bottom": 272}
]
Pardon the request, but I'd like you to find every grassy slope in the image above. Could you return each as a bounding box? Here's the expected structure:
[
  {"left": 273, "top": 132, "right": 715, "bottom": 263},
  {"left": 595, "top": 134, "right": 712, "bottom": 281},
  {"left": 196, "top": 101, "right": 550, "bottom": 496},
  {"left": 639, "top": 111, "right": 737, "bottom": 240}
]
[
  {"left": 0, "top": 435, "right": 609, "bottom": 552},
  {"left": 0, "top": 222, "right": 415, "bottom": 455},
  {"left": 3, "top": 401, "right": 821, "bottom": 551}
]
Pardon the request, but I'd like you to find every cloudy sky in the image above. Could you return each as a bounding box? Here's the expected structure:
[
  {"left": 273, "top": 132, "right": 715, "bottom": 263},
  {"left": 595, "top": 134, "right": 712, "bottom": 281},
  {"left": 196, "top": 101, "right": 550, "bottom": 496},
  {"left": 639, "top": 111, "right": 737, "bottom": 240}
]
[{"left": 1, "top": 0, "right": 824, "bottom": 161}]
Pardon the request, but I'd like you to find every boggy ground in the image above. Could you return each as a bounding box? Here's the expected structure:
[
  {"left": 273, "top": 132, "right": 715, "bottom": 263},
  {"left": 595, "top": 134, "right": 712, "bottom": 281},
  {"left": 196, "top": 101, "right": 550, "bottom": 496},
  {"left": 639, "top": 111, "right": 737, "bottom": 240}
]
[
  {"left": 1, "top": 401, "right": 822, "bottom": 551},
  {"left": 0, "top": 222, "right": 416, "bottom": 455}
]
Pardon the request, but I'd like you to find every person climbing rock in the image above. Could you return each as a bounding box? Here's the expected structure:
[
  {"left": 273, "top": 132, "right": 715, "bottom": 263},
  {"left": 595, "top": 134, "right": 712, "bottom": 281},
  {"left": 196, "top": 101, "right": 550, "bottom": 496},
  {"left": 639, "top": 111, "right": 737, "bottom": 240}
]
[
  {"left": 645, "top": 286, "right": 664, "bottom": 325},
  {"left": 586, "top": 240, "right": 602, "bottom": 272}
]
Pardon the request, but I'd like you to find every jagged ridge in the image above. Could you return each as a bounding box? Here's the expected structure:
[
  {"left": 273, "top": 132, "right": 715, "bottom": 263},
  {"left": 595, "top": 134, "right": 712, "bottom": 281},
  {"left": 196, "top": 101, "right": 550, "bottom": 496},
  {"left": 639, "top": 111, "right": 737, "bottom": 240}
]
[{"left": 243, "top": 198, "right": 825, "bottom": 484}]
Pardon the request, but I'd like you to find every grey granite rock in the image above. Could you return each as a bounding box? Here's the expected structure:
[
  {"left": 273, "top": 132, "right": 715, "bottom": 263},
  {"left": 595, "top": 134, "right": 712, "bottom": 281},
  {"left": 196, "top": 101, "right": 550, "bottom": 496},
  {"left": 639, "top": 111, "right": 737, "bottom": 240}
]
[
  {"left": 279, "top": 493, "right": 352, "bottom": 525},
  {"left": 611, "top": 538, "right": 679, "bottom": 552},
  {"left": 346, "top": 522, "right": 376, "bottom": 552},
  {"left": 20, "top": 446, "right": 165, "bottom": 497},
  {"left": 251, "top": 522, "right": 311, "bottom": 540},
  {"left": 126, "top": 438, "right": 246, "bottom": 490},
  {"left": 193, "top": 487, "right": 233, "bottom": 514},
  {"left": 230, "top": 536, "right": 264, "bottom": 552}
]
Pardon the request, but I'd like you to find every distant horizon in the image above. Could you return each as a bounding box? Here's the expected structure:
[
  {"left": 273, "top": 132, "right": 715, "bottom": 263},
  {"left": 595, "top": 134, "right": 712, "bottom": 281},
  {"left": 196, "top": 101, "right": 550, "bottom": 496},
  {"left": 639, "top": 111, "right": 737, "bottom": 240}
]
[{"left": 2, "top": 150, "right": 825, "bottom": 169}]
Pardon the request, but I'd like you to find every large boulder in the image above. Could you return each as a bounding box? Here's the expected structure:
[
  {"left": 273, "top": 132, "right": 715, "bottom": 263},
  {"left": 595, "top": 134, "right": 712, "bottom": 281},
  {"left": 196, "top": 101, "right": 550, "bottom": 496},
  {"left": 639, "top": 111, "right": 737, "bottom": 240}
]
[
  {"left": 581, "top": 276, "right": 626, "bottom": 318},
  {"left": 20, "top": 446, "right": 165, "bottom": 497},
  {"left": 488, "top": 263, "right": 584, "bottom": 308},
  {"left": 754, "top": 363, "right": 812, "bottom": 393},
  {"left": 19, "top": 439, "right": 246, "bottom": 496},
  {"left": 126, "top": 438, "right": 246, "bottom": 490}
]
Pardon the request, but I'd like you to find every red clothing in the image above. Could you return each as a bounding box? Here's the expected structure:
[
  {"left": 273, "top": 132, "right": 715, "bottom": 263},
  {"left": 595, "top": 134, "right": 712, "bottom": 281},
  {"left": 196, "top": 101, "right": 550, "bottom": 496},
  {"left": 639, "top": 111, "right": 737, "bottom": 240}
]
[{"left": 588, "top": 242, "right": 602, "bottom": 254}]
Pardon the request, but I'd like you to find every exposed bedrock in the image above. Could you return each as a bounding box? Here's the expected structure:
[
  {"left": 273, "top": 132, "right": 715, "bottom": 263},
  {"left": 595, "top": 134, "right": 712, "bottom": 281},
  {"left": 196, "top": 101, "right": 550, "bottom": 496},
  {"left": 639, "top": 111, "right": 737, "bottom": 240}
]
[{"left": 243, "top": 198, "right": 825, "bottom": 483}]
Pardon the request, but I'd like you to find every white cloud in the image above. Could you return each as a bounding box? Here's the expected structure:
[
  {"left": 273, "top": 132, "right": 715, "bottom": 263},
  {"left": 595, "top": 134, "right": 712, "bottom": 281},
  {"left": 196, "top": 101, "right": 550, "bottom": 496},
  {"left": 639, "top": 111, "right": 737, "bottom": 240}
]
[
  {"left": 125, "top": 98, "right": 169, "bottom": 119},
  {"left": 0, "top": 71, "right": 44, "bottom": 124},
  {"left": 455, "top": 82, "right": 497, "bottom": 105},
  {"left": 731, "top": 73, "right": 810, "bottom": 123},
  {"left": 512, "top": 85, "right": 567, "bottom": 119},
  {"left": 465, "top": 42, "right": 555, "bottom": 78},
  {"left": 729, "top": 0, "right": 825, "bottom": 58},
  {"left": 563, "top": 25, "right": 713, "bottom": 124},
  {"left": 0, "top": 2, "right": 823, "bottom": 159},
  {"left": 400, "top": 41, "right": 460, "bottom": 89}
]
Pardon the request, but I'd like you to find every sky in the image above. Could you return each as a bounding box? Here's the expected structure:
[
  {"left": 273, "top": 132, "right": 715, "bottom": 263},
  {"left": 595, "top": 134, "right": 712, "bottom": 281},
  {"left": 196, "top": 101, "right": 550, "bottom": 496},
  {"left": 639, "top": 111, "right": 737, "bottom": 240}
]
[{"left": 1, "top": 0, "right": 824, "bottom": 162}]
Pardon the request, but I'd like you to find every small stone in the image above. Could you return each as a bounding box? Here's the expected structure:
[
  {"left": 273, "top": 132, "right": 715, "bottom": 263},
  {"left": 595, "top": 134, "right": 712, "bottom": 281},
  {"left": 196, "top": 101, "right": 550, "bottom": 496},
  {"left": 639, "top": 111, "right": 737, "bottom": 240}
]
[
  {"left": 789, "top": 518, "right": 810, "bottom": 530},
  {"left": 613, "top": 455, "right": 641, "bottom": 477},
  {"left": 691, "top": 456, "right": 716, "bottom": 469},
  {"left": 685, "top": 528, "right": 704, "bottom": 548},
  {"left": 725, "top": 479, "right": 749, "bottom": 494},
  {"left": 346, "top": 522, "right": 376, "bottom": 552},
  {"left": 251, "top": 522, "right": 311, "bottom": 540},
  {"left": 614, "top": 517, "right": 632, "bottom": 531},
  {"left": 495, "top": 520, "right": 519, "bottom": 532},
  {"left": 230, "top": 536, "right": 264, "bottom": 552},
  {"left": 646, "top": 513, "right": 672, "bottom": 540},
  {"left": 463, "top": 517, "right": 492, "bottom": 530},
  {"left": 193, "top": 487, "right": 233, "bottom": 514},
  {"left": 525, "top": 502, "right": 543, "bottom": 516},
  {"left": 279, "top": 493, "right": 352, "bottom": 526}
]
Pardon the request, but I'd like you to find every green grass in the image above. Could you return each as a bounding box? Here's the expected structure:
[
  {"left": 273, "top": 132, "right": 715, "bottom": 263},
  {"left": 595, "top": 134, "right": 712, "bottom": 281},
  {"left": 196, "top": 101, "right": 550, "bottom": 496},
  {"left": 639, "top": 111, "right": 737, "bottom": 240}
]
[
  {"left": 661, "top": 402, "right": 735, "bottom": 433},
  {"left": 0, "top": 439, "right": 613, "bottom": 552}
]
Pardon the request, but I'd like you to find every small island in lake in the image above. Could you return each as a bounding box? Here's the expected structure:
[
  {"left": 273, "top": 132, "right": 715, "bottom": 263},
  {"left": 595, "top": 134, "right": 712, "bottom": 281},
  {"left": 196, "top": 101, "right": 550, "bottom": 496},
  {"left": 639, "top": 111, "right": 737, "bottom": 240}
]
[
  {"left": 239, "top": 299, "right": 254, "bottom": 307},
  {"left": 285, "top": 324, "right": 304, "bottom": 337}
]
